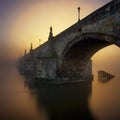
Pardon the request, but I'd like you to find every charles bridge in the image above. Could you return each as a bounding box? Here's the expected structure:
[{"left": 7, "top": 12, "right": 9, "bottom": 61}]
[{"left": 18, "top": 0, "right": 120, "bottom": 80}]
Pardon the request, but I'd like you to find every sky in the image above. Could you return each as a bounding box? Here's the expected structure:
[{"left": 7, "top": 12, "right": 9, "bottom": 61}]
[{"left": 0, "top": 0, "right": 112, "bottom": 61}]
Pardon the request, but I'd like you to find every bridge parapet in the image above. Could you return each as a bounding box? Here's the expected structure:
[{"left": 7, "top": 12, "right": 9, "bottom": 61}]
[{"left": 81, "top": 0, "right": 120, "bottom": 26}]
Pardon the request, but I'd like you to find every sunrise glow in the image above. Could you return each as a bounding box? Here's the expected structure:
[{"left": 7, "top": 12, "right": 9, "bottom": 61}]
[{"left": 1, "top": 0, "right": 117, "bottom": 62}]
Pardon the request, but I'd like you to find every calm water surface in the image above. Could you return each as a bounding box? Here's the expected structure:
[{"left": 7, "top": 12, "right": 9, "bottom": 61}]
[{"left": 0, "top": 66, "right": 120, "bottom": 120}]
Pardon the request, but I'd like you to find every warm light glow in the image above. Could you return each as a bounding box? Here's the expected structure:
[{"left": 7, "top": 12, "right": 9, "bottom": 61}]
[
  {"left": 92, "top": 45, "right": 120, "bottom": 76},
  {"left": 9, "top": 1, "right": 111, "bottom": 53},
  {"left": 0, "top": 0, "right": 112, "bottom": 60}
]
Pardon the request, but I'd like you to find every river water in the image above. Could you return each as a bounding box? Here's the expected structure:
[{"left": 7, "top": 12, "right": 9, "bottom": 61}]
[{"left": 0, "top": 65, "right": 120, "bottom": 120}]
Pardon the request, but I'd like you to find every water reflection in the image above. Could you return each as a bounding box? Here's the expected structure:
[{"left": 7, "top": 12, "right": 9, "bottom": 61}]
[
  {"left": 1, "top": 66, "right": 120, "bottom": 120},
  {"left": 0, "top": 67, "right": 45, "bottom": 120},
  {"left": 24, "top": 75, "right": 95, "bottom": 120}
]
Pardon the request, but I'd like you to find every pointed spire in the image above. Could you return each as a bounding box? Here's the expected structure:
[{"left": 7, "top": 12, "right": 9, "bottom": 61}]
[
  {"left": 30, "top": 43, "right": 33, "bottom": 53},
  {"left": 78, "top": 7, "right": 80, "bottom": 21},
  {"left": 48, "top": 26, "right": 53, "bottom": 40}
]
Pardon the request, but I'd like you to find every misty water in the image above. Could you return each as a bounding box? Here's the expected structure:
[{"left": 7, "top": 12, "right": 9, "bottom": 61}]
[{"left": 0, "top": 65, "right": 120, "bottom": 120}]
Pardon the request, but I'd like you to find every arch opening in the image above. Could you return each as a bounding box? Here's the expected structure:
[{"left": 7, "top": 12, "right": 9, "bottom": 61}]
[{"left": 57, "top": 38, "right": 113, "bottom": 79}]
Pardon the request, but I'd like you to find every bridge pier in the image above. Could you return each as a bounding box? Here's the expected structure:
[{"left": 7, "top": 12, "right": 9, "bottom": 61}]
[
  {"left": 35, "top": 57, "right": 57, "bottom": 80},
  {"left": 34, "top": 53, "right": 92, "bottom": 81},
  {"left": 57, "top": 60, "right": 93, "bottom": 80}
]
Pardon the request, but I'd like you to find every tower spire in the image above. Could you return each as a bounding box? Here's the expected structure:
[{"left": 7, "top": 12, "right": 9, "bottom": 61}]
[{"left": 78, "top": 7, "right": 80, "bottom": 21}]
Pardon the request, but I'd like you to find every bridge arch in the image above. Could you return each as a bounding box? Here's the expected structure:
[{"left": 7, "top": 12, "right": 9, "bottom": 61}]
[{"left": 58, "top": 33, "right": 120, "bottom": 77}]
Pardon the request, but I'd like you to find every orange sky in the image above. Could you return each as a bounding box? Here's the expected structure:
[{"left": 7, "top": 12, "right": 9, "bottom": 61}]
[
  {"left": 9, "top": 0, "right": 99, "bottom": 51},
  {"left": 0, "top": 0, "right": 112, "bottom": 61}
]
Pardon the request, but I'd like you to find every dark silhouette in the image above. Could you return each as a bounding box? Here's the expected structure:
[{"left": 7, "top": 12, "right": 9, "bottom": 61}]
[{"left": 23, "top": 75, "right": 96, "bottom": 120}]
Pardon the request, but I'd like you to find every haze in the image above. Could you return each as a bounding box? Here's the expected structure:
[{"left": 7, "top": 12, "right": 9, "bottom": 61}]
[{"left": 1, "top": 0, "right": 120, "bottom": 76}]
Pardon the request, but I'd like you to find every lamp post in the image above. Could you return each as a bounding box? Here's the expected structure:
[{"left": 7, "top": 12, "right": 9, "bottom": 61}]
[{"left": 78, "top": 7, "right": 80, "bottom": 21}]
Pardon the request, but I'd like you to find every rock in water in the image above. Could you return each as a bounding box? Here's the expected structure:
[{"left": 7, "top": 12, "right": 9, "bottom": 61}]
[{"left": 97, "top": 70, "right": 115, "bottom": 83}]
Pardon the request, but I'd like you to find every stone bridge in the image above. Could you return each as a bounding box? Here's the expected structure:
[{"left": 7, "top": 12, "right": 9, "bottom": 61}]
[{"left": 19, "top": 0, "right": 120, "bottom": 80}]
